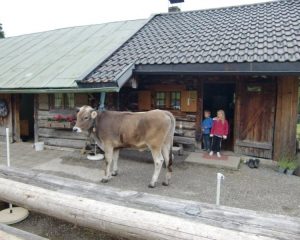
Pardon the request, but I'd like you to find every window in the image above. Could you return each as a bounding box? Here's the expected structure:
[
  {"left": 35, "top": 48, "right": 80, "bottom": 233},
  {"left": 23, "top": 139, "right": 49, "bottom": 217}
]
[
  {"left": 170, "top": 91, "right": 181, "bottom": 110},
  {"left": 54, "top": 93, "right": 63, "bottom": 108},
  {"left": 155, "top": 92, "right": 166, "bottom": 108},
  {"left": 65, "top": 93, "right": 75, "bottom": 108},
  {"left": 52, "top": 93, "right": 75, "bottom": 109}
]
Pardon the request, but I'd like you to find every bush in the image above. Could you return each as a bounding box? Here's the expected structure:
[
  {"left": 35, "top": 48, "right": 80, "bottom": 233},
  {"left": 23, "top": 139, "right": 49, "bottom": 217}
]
[
  {"left": 278, "top": 160, "right": 289, "bottom": 169},
  {"left": 287, "top": 161, "right": 298, "bottom": 170},
  {"left": 278, "top": 154, "right": 298, "bottom": 170}
]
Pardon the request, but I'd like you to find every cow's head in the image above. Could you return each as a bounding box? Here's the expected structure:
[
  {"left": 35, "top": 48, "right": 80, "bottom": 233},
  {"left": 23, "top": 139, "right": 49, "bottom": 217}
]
[{"left": 73, "top": 105, "right": 98, "bottom": 133}]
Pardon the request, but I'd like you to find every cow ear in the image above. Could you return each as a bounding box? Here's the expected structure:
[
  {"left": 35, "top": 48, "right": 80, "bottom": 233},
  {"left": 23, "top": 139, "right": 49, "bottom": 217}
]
[
  {"left": 76, "top": 107, "right": 80, "bottom": 113},
  {"left": 91, "top": 111, "right": 97, "bottom": 119}
]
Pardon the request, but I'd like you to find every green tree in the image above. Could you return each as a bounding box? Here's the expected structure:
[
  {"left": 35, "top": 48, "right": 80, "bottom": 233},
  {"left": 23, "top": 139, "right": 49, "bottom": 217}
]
[{"left": 0, "top": 23, "right": 5, "bottom": 38}]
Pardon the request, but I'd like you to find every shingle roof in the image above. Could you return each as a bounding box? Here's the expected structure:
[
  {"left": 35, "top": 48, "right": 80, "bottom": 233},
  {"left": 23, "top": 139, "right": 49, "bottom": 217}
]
[
  {"left": 0, "top": 19, "right": 147, "bottom": 91},
  {"left": 84, "top": 0, "right": 300, "bottom": 84}
]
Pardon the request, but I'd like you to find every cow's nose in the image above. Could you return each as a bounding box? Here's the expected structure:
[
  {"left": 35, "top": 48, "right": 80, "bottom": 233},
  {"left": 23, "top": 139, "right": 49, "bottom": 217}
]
[{"left": 73, "top": 126, "right": 82, "bottom": 133}]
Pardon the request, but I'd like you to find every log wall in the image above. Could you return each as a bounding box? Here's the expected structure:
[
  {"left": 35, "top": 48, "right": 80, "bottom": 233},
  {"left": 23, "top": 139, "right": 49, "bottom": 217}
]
[
  {"left": 37, "top": 94, "right": 88, "bottom": 149},
  {"left": 273, "top": 76, "right": 299, "bottom": 160},
  {"left": 35, "top": 75, "right": 299, "bottom": 157}
]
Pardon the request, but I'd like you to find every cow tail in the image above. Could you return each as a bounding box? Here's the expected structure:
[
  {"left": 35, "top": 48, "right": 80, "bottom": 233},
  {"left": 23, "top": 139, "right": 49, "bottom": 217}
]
[
  {"left": 168, "top": 145, "right": 173, "bottom": 172},
  {"left": 166, "top": 111, "right": 176, "bottom": 172}
]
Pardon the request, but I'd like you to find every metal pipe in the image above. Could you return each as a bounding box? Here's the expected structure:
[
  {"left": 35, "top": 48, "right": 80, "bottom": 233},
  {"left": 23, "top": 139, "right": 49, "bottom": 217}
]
[
  {"left": 216, "top": 173, "right": 225, "bottom": 206},
  {"left": 6, "top": 128, "right": 10, "bottom": 168},
  {"left": 99, "top": 92, "right": 106, "bottom": 111},
  {"left": 6, "top": 128, "right": 13, "bottom": 213}
]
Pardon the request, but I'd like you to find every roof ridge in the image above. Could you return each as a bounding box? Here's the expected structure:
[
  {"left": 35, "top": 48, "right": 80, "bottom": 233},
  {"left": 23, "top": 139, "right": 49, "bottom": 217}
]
[{"left": 156, "top": 0, "right": 288, "bottom": 16}]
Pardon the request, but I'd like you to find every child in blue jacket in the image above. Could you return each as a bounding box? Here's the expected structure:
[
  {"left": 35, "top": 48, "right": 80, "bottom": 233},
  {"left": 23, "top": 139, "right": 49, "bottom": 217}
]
[{"left": 201, "top": 110, "right": 213, "bottom": 151}]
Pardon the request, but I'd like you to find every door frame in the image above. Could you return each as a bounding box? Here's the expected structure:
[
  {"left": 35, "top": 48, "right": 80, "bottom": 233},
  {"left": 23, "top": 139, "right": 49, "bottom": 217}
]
[{"left": 202, "top": 80, "right": 237, "bottom": 151}]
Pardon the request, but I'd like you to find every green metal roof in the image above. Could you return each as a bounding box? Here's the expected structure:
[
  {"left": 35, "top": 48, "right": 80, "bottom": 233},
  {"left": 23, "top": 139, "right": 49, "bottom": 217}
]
[{"left": 0, "top": 19, "right": 147, "bottom": 92}]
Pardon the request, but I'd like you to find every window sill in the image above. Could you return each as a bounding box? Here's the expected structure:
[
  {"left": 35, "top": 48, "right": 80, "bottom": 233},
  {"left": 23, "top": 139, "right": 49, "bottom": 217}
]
[{"left": 49, "top": 109, "right": 75, "bottom": 114}]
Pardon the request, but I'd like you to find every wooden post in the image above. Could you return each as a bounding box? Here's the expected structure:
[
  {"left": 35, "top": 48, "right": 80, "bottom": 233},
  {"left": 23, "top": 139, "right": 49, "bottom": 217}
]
[
  {"left": 195, "top": 79, "right": 203, "bottom": 149},
  {"left": 234, "top": 77, "right": 242, "bottom": 153},
  {"left": 34, "top": 94, "right": 39, "bottom": 143},
  {"left": 12, "top": 94, "right": 21, "bottom": 142},
  {"left": 274, "top": 76, "right": 299, "bottom": 160}
]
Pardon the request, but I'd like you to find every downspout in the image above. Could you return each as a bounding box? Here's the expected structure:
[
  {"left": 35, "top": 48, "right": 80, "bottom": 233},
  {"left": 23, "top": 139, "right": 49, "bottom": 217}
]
[{"left": 99, "top": 92, "right": 106, "bottom": 111}]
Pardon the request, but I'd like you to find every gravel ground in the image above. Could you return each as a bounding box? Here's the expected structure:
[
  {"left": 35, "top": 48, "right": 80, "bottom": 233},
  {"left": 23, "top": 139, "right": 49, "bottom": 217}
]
[
  {"left": 108, "top": 150, "right": 300, "bottom": 217},
  {"left": 8, "top": 150, "right": 300, "bottom": 239},
  {"left": 13, "top": 212, "right": 125, "bottom": 240}
]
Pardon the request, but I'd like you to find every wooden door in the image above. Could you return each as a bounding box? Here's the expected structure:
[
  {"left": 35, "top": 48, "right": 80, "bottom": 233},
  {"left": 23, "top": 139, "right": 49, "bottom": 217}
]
[
  {"left": 181, "top": 91, "right": 197, "bottom": 112},
  {"left": 138, "top": 91, "right": 151, "bottom": 111},
  {"left": 235, "top": 80, "right": 276, "bottom": 158}
]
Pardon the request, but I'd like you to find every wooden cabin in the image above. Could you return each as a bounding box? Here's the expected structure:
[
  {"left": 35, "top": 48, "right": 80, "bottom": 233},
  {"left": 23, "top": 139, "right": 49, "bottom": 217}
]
[
  {"left": 117, "top": 74, "right": 299, "bottom": 160},
  {"left": 0, "top": 0, "right": 299, "bottom": 160}
]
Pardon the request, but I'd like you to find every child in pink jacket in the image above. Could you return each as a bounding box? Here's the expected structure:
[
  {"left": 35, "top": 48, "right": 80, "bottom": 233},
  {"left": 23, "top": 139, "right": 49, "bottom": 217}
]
[{"left": 209, "top": 110, "right": 229, "bottom": 158}]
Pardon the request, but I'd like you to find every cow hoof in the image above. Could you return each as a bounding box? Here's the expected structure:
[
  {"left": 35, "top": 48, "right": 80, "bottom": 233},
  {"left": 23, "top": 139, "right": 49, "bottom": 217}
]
[
  {"left": 162, "top": 181, "right": 169, "bottom": 186},
  {"left": 101, "top": 178, "right": 109, "bottom": 183},
  {"left": 112, "top": 170, "right": 118, "bottom": 176},
  {"left": 148, "top": 183, "right": 156, "bottom": 188}
]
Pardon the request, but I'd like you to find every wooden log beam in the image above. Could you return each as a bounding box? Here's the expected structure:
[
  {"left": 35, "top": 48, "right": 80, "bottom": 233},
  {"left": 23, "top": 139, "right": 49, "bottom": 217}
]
[
  {"left": 39, "top": 137, "right": 85, "bottom": 149},
  {"left": 38, "top": 127, "right": 88, "bottom": 140},
  {"left": 0, "top": 223, "right": 48, "bottom": 240},
  {"left": 0, "top": 178, "right": 272, "bottom": 240},
  {"left": 0, "top": 167, "right": 299, "bottom": 240},
  {"left": 34, "top": 94, "right": 39, "bottom": 143}
]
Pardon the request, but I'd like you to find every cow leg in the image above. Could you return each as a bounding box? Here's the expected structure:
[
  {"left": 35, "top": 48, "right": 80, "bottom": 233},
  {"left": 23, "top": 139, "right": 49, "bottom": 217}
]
[
  {"left": 101, "top": 148, "right": 113, "bottom": 183},
  {"left": 112, "top": 149, "right": 119, "bottom": 176},
  {"left": 149, "top": 148, "right": 164, "bottom": 188},
  {"left": 162, "top": 144, "right": 172, "bottom": 186}
]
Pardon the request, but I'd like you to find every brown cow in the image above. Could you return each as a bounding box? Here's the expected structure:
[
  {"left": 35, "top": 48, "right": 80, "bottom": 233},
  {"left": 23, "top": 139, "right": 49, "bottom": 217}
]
[{"left": 73, "top": 106, "right": 176, "bottom": 188}]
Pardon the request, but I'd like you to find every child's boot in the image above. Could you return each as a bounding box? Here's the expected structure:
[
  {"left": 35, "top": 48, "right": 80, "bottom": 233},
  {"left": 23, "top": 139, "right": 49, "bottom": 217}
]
[
  {"left": 217, "top": 152, "right": 221, "bottom": 158},
  {"left": 209, "top": 151, "right": 213, "bottom": 156}
]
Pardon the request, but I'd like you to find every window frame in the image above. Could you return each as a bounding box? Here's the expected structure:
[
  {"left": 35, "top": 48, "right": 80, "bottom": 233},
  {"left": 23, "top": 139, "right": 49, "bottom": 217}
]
[
  {"left": 155, "top": 91, "right": 167, "bottom": 109},
  {"left": 51, "top": 93, "right": 75, "bottom": 110},
  {"left": 170, "top": 91, "right": 181, "bottom": 110}
]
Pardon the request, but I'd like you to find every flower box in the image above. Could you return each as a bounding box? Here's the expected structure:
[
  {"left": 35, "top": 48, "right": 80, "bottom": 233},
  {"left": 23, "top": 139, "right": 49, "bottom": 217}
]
[{"left": 47, "top": 114, "right": 76, "bottom": 129}]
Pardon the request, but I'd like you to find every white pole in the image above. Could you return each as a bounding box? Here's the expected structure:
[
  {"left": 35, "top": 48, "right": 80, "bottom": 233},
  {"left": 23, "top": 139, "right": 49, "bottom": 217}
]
[
  {"left": 216, "top": 173, "right": 225, "bottom": 206},
  {"left": 6, "top": 128, "right": 13, "bottom": 213},
  {"left": 6, "top": 128, "right": 10, "bottom": 168}
]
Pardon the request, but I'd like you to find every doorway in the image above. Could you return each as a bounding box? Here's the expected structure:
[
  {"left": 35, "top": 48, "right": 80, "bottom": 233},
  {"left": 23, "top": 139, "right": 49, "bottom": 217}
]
[
  {"left": 203, "top": 83, "right": 235, "bottom": 150},
  {"left": 19, "top": 94, "right": 34, "bottom": 141}
]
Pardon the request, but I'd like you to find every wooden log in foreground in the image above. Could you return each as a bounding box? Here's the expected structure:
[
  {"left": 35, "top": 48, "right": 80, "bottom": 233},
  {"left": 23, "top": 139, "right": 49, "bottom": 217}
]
[
  {"left": 0, "top": 167, "right": 299, "bottom": 240},
  {"left": 0, "top": 223, "right": 48, "bottom": 240}
]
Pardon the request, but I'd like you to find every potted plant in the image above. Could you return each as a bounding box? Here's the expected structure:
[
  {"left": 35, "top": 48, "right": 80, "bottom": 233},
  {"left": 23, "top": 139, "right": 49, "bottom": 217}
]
[
  {"left": 277, "top": 159, "right": 288, "bottom": 173},
  {"left": 286, "top": 160, "right": 298, "bottom": 176}
]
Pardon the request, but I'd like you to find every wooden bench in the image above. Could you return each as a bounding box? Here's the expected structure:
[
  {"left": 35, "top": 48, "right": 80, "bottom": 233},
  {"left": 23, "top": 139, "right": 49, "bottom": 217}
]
[{"left": 0, "top": 166, "right": 299, "bottom": 240}]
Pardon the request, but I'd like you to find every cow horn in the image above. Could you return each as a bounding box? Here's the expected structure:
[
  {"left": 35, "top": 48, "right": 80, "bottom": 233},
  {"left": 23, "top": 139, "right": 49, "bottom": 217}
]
[{"left": 91, "top": 111, "right": 97, "bottom": 119}]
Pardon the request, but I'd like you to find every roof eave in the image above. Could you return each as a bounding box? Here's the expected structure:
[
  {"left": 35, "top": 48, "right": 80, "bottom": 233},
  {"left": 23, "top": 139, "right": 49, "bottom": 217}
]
[
  {"left": 0, "top": 86, "right": 119, "bottom": 94},
  {"left": 134, "top": 62, "right": 300, "bottom": 75}
]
